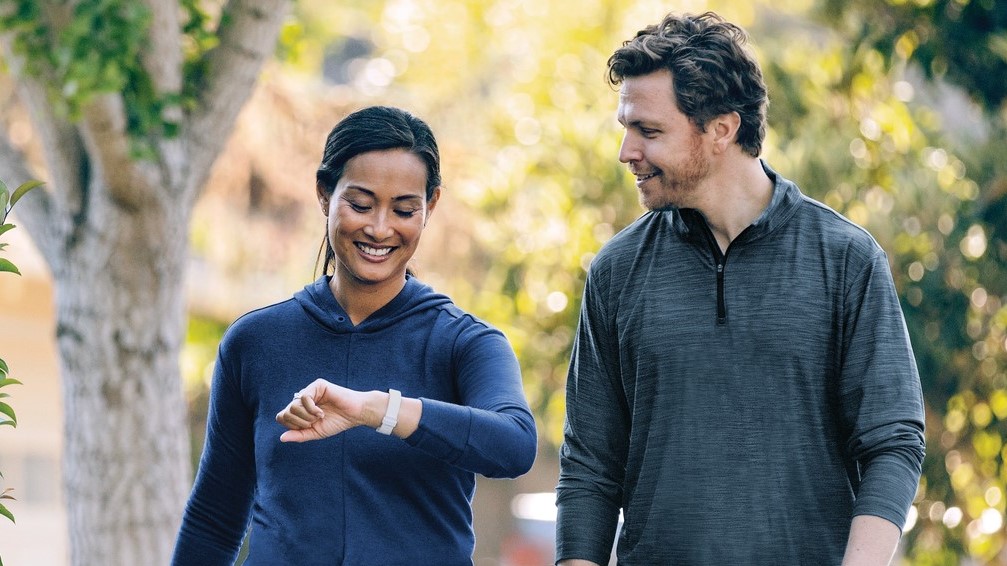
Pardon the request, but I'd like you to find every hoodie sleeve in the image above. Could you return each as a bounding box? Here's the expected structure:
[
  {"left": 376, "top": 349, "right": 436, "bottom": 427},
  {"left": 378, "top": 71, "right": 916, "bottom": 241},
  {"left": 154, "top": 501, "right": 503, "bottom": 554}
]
[
  {"left": 404, "top": 320, "right": 537, "bottom": 479},
  {"left": 172, "top": 340, "right": 255, "bottom": 565}
]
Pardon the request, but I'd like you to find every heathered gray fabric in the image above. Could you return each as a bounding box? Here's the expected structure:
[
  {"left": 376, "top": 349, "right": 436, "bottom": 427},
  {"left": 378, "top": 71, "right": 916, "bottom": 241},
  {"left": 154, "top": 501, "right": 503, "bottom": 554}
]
[{"left": 556, "top": 163, "right": 926, "bottom": 566}]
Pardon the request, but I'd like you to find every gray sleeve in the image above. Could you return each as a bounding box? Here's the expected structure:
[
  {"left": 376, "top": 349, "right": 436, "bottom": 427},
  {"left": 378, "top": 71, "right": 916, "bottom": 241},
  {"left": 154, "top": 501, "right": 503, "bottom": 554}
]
[
  {"left": 839, "top": 250, "right": 926, "bottom": 529},
  {"left": 555, "top": 266, "right": 628, "bottom": 564}
]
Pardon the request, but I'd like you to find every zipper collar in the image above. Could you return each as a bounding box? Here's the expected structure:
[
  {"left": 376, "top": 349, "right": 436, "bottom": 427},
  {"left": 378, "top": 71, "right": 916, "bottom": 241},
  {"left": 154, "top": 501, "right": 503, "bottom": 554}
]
[
  {"left": 668, "top": 160, "right": 802, "bottom": 247},
  {"left": 661, "top": 161, "right": 803, "bottom": 325}
]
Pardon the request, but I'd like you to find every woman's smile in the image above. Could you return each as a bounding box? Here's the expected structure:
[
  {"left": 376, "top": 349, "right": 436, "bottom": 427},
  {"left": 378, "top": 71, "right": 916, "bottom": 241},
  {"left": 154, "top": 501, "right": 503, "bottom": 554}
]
[{"left": 355, "top": 242, "right": 395, "bottom": 258}]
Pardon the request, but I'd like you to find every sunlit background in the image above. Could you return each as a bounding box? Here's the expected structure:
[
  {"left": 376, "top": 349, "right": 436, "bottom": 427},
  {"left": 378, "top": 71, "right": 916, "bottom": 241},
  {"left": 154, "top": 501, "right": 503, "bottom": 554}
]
[{"left": 1, "top": 0, "right": 1006, "bottom": 564}]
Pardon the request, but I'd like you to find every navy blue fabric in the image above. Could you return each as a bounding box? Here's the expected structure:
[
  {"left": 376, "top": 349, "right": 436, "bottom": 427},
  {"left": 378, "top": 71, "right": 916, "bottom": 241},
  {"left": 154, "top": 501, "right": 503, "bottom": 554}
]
[{"left": 172, "top": 276, "right": 536, "bottom": 565}]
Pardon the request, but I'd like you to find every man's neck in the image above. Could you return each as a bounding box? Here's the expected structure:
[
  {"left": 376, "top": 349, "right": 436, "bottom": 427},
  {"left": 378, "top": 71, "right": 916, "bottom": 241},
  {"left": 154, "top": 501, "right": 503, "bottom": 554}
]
[{"left": 692, "top": 158, "right": 774, "bottom": 253}]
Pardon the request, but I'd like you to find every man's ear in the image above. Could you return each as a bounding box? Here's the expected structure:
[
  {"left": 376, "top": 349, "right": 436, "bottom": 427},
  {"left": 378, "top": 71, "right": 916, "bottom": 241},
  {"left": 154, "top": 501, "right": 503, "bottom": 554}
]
[{"left": 711, "top": 111, "right": 742, "bottom": 154}]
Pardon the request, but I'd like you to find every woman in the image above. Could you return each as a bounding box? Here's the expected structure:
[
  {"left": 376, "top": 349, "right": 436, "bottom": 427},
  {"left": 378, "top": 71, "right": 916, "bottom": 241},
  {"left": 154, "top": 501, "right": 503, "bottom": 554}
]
[{"left": 171, "top": 106, "right": 537, "bottom": 565}]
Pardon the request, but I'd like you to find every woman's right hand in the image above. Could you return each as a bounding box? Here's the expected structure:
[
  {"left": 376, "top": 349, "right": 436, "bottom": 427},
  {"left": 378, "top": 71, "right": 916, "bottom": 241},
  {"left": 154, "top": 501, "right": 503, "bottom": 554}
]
[{"left": 275, "top": 378, "right": 375, "bottom": 442}]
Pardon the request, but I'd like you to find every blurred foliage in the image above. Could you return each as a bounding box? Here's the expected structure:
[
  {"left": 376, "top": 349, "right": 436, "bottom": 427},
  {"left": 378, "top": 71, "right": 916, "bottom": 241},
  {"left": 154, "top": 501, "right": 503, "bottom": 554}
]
[
  {"left": 0, "top": 179, "right": 42, "bottom": 557},
  {"left": 180, "top": 315, "right": 228, "bottom": 464},
  {"left": 178, "top": 0, "right": 1007, "bottom": 562},
  {"left": 801, "top": 1, "right": 1007, "bottom": 562},
  {"left": 0, "top": 0, "right": 218, "bottom": 150},
  {"left": 819, "top": 0, "right": 1007, "bottom": 110}
]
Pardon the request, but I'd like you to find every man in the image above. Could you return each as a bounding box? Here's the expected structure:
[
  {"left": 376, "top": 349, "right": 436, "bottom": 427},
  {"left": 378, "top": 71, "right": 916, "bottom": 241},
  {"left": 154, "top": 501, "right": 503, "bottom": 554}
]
[{"left": 555, "top": 12, "right": 925, "bottom": 566}]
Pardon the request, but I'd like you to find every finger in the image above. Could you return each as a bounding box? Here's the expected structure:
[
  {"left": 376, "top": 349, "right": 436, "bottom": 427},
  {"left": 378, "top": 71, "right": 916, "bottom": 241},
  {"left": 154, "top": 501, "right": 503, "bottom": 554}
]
[
  {"left": 286, "top": 400, "right": 320, "bottom": 422},
  {"left": 279, "top": 386, "right": 318, "bottom": 418},
  {"left": 276, "top": 411, "right": 316, "bottom": 430},
  {"left": 275, "top": 401, "right": 318, "bottom": 428},
  {"left": 280, "top": 428, "right": 322, "bottom": 443},
  {"left": 288, "top": 387, "right": 325, "bottom": 418},
  {"left": 300, "top": 391, "right": 325, "bottom": 419}
]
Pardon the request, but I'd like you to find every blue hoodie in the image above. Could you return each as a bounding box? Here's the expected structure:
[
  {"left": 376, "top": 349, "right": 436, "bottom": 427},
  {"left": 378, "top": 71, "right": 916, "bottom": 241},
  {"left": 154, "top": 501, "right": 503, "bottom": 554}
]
[{"left": 172, "top": 276, "right": 537, "bottom": 565}]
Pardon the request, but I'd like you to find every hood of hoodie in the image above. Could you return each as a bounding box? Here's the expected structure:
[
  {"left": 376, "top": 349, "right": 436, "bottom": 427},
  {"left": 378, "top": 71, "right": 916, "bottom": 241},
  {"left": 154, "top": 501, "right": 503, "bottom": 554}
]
[{"left": 293, "top": 275, "right": 454, "bottom": 334}]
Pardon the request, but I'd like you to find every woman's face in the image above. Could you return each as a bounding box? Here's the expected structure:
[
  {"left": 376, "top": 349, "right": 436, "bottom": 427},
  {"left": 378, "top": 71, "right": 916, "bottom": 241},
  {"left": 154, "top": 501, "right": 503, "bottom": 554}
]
[{"left": 320, "top": 148, "right": 438, "bottom": 293}]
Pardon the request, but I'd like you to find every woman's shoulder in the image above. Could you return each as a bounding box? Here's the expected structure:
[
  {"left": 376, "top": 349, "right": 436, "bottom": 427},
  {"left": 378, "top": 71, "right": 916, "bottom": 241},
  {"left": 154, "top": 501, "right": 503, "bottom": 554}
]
[
  {"left": 220, "top": 297, "right": 302, "bottom": 347},
  {"left": 409, "top": 287, "right": 505, "bottom": 342}
]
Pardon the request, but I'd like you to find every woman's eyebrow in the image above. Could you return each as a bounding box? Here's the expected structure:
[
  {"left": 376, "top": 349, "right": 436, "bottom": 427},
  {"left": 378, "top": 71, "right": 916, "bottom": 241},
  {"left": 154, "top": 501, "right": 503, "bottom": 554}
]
[{"left": 344, "top": 185, "right": 424, "bottom": 202}]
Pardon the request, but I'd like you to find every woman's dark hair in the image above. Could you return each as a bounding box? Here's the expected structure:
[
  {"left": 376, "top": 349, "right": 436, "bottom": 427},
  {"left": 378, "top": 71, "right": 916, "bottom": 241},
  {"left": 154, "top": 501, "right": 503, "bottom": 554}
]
[
  {"left": 315, "top": 106, "right": 441, "bottom": 276},
  {"left": 607, "top": 11, "right": 767, "bottom": 157}
]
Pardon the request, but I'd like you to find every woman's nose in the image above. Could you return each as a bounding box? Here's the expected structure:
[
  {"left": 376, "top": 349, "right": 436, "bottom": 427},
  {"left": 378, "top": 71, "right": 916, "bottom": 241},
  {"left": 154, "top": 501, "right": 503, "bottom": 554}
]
[{"left": 363, "top": 211, "right": 394, "bottom": 240}]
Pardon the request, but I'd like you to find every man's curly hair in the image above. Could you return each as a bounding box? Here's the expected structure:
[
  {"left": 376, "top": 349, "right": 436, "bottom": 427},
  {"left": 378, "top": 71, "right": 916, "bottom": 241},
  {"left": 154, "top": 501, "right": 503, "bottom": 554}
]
[{"left": 608, "top": 12, "right": 768, "bottom": 157}]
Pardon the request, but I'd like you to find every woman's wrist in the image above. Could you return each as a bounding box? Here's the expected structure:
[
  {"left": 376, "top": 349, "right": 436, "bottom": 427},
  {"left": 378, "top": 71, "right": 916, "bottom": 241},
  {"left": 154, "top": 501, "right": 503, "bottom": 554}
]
[
  {"left": 361, "top": 389, "right": 421, "bottom": 438},
  {"left": 363, "top": 390, "right": 391, "bottom": 429}
]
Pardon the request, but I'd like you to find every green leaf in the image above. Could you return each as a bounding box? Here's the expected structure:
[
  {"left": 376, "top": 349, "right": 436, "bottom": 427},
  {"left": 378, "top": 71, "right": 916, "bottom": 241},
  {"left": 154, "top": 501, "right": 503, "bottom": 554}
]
[
  {"left": 0, "top": 224, "right": 14, "bottom": 237},
  {"left": 0, "top": 402, "right": 16, "bottom": 427},
  {"left": 0, "top": 501, "right": 14, "bottom": 524},
  {"left": 0, "top": 378, "right": 21, "bottom": 388},
  {"left": 9, "top": 180, "right": 43, "bottom": 207},
  {"left": 0, "top": 358, "right": 7, "bottom": 375},
  {"left": 0, "top": 185, "right": 7, "bottom": 213},
  {"left": 0, "top": 258, "right": 20, "bottom": 276}
]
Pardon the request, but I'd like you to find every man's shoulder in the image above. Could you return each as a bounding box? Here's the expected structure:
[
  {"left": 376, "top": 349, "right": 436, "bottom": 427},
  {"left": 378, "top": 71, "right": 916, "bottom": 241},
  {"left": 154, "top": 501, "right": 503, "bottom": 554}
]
[
  {"left": 792, "top": 194, "right": 885, "bottom": 259},
  {"left": 591, "top": 211, "right": 669, "bottom": 267}
]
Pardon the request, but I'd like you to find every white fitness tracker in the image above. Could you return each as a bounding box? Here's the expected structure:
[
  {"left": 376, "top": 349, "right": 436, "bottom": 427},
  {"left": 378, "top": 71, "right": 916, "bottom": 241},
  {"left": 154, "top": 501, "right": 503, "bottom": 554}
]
[{"left": 376, "top": 388, "right": 401, "bottom": 435}]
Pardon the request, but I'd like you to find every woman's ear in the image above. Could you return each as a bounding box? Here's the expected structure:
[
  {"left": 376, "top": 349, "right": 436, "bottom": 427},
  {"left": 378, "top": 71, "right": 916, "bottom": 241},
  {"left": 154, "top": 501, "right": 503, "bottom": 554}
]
[
  {"left": 316, "top": 183, "right": 330, "bottom": 215},
  {"left": 424, "top": 187, "right": 442, "bottom": 225}
]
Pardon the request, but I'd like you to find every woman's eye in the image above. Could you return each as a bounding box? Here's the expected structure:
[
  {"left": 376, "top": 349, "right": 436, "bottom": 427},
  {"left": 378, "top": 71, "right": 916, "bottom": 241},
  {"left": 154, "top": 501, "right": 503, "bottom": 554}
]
[
  {"left": 348, "top": 202, "right": 370, "bottom": 212},
  {"left": 395, "top": 209, "right": 418, "bottom": 218}
]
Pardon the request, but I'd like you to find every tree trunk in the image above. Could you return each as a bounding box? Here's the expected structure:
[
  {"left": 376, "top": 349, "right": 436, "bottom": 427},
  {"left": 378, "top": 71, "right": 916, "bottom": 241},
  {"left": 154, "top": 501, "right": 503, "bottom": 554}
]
[
  {"left": 0, "top": 1, "right": 290, "bottom": 563},
  {"left": 54, "top": 201, "right": 192, "bottom": 564}
]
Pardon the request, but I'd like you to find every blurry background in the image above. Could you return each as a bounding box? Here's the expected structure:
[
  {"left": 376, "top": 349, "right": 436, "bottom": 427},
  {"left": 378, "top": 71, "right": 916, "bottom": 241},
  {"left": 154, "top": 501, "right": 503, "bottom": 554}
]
[{"left": 1, "top": 0, "right": 1006, "bottom": 564}]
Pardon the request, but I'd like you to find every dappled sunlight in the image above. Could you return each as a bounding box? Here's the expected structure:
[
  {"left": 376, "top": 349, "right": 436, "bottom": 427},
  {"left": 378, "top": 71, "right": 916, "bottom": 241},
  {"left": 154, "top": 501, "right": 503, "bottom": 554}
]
[{"left": 178, "top": 0, "right": 1007, "bottom": 563}]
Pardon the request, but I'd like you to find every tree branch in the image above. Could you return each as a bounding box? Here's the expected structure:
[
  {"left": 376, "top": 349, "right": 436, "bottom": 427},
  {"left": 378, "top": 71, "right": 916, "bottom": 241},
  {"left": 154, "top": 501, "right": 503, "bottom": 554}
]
[
  {"left": 0, "top": 130, "right": 64, "bottom": 265},
  {"left": 140, "top": 0, "right": 187, "bottom": 192},
  {"left": 77, "top": 93, "right": 160, "bottom": 211},
  {"left": 139, "top": 0, "right": 184, "bottom": 97},
  {"left": 184, "top": 0, "right": 290, "bottom": 205},
  {"left": 9, "top": 76, "right": 84, "bottom": 211},
  {"left": 0, "top": 35, "right": 84, "bottom": 244}
]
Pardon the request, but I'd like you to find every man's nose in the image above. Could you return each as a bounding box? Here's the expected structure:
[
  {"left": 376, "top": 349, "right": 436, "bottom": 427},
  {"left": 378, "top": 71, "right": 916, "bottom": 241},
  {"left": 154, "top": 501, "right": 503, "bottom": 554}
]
[{"left": 618, "top": 133, "right": 640, "bottom": 164}]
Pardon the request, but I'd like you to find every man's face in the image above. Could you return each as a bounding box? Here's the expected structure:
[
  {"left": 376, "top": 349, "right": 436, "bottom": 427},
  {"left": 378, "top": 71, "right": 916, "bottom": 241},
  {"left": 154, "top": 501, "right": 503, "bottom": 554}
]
[{"left": 616, "top": 69, "right": 711, "bottom": 210}]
